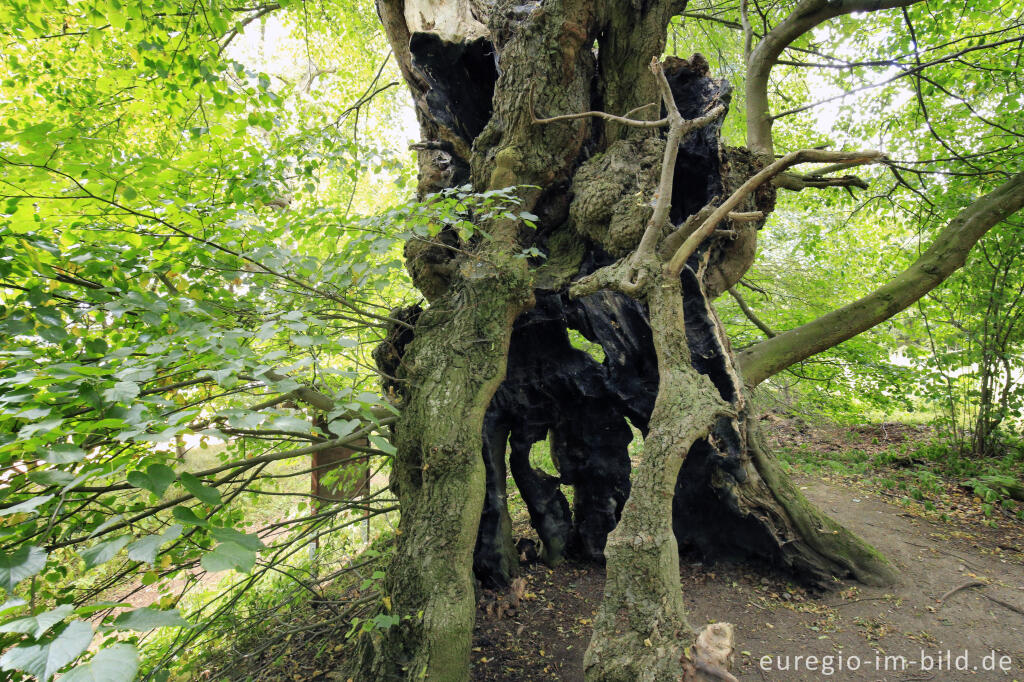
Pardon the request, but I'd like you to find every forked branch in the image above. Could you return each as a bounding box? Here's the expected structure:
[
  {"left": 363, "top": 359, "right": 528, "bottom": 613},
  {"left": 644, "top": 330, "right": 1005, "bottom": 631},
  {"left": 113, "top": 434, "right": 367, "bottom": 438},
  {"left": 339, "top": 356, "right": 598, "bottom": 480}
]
[
  {"left": 568, "top": 58, "right": 726, "bottom": 299},
  {"left": 634, "top": 58, "right": 727, "bottom": 263}
]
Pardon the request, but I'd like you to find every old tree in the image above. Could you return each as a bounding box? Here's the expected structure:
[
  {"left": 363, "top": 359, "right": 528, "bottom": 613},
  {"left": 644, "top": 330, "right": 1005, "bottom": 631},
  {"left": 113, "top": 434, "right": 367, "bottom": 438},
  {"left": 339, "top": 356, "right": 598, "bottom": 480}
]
[
  {"left": 0, "top": 0, "right": 1023, "bottom": 679},
  {"left": 357, "top": 0, "right": 1024, "bottom": 680}
]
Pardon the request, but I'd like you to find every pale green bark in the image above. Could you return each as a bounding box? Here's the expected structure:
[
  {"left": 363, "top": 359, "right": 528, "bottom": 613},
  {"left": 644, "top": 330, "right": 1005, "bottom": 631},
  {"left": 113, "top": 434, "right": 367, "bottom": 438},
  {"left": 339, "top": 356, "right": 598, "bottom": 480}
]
[{"left": 584, "top": 274, "right": 730, "bottom": 681}]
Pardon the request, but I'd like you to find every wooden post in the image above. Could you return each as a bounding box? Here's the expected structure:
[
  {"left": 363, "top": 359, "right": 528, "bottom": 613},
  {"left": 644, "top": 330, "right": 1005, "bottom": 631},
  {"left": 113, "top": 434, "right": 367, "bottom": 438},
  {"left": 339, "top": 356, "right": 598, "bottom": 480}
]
[{"left": 311, "top": 439, "right": 370, "bottom": 504}]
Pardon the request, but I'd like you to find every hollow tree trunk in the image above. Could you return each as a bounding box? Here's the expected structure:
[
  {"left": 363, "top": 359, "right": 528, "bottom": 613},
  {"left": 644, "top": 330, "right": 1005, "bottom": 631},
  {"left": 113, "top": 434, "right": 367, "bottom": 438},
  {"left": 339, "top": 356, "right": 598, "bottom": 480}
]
[
  {"left": 670, "top": 267, "right": 898, "bottom": 589},
  {"left": 359, "top": 0, "right": 603, "bottom": 677},
  {"left": 363, "top": 1, "right": 898, "bottom": 678},
  {"left": 467, "top": 52, "right": 897, "bottom": 591}
]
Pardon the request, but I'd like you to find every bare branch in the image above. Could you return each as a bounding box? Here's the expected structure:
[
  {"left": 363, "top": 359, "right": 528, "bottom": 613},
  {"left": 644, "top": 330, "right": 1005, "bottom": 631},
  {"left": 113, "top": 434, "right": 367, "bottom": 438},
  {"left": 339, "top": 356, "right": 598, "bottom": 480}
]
[
  {"left": 768, "top": 34, "right": 1024, "bottom": 125},
  {"left": 775, "top": 172, "right": 870, "bottom": 191},
  {"left": 568, "top": 59, "right": 726, "bottom": 299},
  {"left": 219, "top": 3, "right": 281, "bottom": 55},
  {"left": 665, "top": 149, "right": 886, "bottom": 276},
  {"left": 727, "top": 211, "right": 764, "bottom": 222},
  {"left": 635, "top": 59, "right": 727, "bottom": 262},
  {"left": 530, "top": 84, "right": 669, "bottom": 129},
  {"left": 568, "top": 257, "right": 643, "bottom": 299},
  {"left": 727, "top": 287, "right": 777, "bottom": 338}
]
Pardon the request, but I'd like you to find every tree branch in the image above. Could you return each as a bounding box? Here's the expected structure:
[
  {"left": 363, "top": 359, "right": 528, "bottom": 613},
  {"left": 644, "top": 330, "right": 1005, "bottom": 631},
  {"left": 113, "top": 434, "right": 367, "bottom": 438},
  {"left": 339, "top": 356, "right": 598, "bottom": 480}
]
[
  {"left": 635, "top": 60, "right": 726, "bottom": 263},
  {"left": 664, "top": 149, "right": 885, "bottom": 276},
  {"left": 727, "top": 287, "right": 777, "bottom": 337},
  {"left": 740, "top": 0, "right": 753, "bottom": 64},
  {"left": 775, "top": 172, "right": 870, "bottom": 191},
  {"left": 745, "top": 0, "right": 923, "bottom": 155},
  {"left": 739, "top": 171, "right": 1024, "bottom": 387},
  {"left": 530, "top": 84, "right": 669, "bottom": 129},
  {"left": 568, "top": 58, "right": 725, "bottom": 299}
]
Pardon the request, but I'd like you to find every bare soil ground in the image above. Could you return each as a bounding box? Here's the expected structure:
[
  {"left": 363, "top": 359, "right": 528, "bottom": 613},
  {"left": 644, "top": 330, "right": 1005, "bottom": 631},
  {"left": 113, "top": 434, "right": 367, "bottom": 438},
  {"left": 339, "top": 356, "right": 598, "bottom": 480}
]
[{"left": 471, "top": 422, "right": 1024, "bottom": 681}]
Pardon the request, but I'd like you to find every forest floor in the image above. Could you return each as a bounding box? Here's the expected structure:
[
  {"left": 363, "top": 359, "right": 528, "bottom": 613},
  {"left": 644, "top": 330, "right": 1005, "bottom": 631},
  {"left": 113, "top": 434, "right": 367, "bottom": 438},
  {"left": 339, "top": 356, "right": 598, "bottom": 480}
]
[
  {"left": 189, "top": 419, "right": 1024, "bottom": 680},
  {"left": 470, "top": 419, "right": 1024, "bottom": 681}
]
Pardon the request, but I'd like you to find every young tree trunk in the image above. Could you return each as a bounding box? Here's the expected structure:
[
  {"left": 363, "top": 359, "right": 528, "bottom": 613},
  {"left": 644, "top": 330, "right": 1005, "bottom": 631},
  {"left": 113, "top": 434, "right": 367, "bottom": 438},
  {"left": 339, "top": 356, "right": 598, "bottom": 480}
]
[{"left": 584, "top": 273, "right": 730, "bottom": 681}]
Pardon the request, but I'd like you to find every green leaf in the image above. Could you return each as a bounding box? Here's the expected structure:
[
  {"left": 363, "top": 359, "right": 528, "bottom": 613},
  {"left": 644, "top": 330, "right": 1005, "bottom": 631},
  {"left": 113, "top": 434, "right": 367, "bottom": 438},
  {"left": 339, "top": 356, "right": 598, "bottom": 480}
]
[
  {"left": 369, "top": 434, "right": 397, "bottom": 456},
  {"left": 178, "top": 472, "right": 221, "bottom": 505},
  {"left": 126, "top": 471, "right": 152, "bottom": 492},
  {"left": 102, "top": 381, "right": 140, "bottom": 403},
  {"left": 171, "top": 505, "right": 210, "bottom": 528},
  {"left": 200, "top": 541, "right": 256, "bottom": 574},
  {"left": 0, "top": 545, "right": 47, "bottom": 592},
  {"left": 0, "top": 604, "right": 74, "bottom": 638},
  {"left": 0, "top": 620, "right": 93, "bottom": 682},
  {"left": 126, "top": 525, "right": 182, "bottom": 565},
  {"left": 111, "top": 607, "right": 189, "bottom": 631},
  {"left": 80, "top": 536, "right": 131, "bottom": 569},
  {"left": 71, "top": 602, "right": 131, "bottom": 617},
  {"left": 210, "top": 527, "right": 265, "bottom": 551},
  {"left": 268, "top": 415, "right": 313, "bottom": 434},
  {"left": 42, "top": 445, "right": 86, "bottom": 464},
  {"left": 60, "top": 644, "right": 139, "bottom": 682},
  {"left": 146, "top": 463, "right": 177, "bottom": 497},
  {"left": 1, "top": 495, "right": 54, "bottom": 516},
  {"left": 28, "top": 470, "right": 76, "bottom": 487},
  {"left": 0, "top": 599, "right": 27, "bottom": 616}
]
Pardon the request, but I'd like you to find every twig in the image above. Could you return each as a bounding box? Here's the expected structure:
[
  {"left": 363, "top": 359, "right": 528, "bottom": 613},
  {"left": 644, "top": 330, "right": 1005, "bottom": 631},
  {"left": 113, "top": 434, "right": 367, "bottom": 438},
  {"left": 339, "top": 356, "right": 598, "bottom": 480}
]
[
  {"left": 727, "top": 287, "right": 777, "bottom": 338},
  {"left": 530, "top": 83, "right": 669, "bottom": 129}
]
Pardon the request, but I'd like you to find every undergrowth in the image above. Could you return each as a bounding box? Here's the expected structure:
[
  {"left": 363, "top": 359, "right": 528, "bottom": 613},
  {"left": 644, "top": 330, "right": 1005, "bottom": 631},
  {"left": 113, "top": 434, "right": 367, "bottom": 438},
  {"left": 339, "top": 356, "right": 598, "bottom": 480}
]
[{"left": 776, "top": 426, "right": 1024, "bottom": 525}]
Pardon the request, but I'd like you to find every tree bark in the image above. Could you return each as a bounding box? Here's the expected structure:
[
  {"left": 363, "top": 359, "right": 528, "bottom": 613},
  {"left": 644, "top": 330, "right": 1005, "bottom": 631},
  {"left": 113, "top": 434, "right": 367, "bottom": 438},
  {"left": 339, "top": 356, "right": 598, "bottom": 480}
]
[
  {"left": 359, "top": 0, "right": 602, "bottom": 676},
  {"left": 357, "top": 266, "right": 532, "bottom": 680},
  {"left": 584, "top": 272, "right": 729, "bottom": 681}
]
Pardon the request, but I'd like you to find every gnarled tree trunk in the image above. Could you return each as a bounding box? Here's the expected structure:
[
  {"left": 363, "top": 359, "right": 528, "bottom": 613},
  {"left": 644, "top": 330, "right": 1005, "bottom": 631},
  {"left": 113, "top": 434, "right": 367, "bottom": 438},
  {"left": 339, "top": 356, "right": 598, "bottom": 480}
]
[
  {"left": 360, "top": 1, "right": 902, "bottom": 679},
  {"left": 358, "top": 0, "right": 603, "bottom": 677}
]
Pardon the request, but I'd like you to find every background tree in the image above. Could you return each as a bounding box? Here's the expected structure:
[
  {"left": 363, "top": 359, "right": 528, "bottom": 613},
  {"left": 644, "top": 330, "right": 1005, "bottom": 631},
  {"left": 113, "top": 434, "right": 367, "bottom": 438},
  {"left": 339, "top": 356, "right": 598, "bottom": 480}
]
[{"left": 0, "top": 2, "right": 425, "bottom": 678}]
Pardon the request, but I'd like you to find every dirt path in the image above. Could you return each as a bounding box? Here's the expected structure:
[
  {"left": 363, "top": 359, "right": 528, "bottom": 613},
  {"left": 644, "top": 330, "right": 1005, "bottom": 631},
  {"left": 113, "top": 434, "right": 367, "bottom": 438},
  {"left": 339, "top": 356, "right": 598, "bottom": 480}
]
[{"left": 471, "top": 478, "right": 1024, "bottom": 681}]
